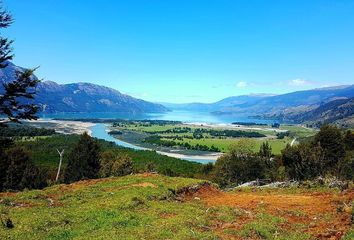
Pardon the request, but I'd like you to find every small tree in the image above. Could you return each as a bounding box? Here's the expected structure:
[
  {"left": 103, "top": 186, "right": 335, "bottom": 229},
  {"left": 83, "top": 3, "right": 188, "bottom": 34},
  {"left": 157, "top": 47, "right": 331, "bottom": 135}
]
[
  {"left": 281, "top": 142, "right": 325, "bottom": 180},
  {"left": 259, "top": 141, "right": 272, "bottom": 158},
  {"left": 0, "top": 137, "right": 13, "bottom": 190},
  {"left": 99, "top": 151, "right": 133, "bottom": 178},
  {"left": 213, "top": 140, "right": 266, "bottom": 186},
  {"left": 64, "top": 132, "right": 100, "bottom": 183},
  {"left": 313, "top": 125, "right": 345, "bottom": 175},
  {"left": 0, "top": 145, "right": 46, "bottom": 190},
  {"left": 344, "top": 130, "right": 354, "bottom": 151},
  {"left": 3, "top": 146, "right": 30, "bottom": 190},
  {"left": 111, "top": 154, "right": 133, "bottom": 177}
]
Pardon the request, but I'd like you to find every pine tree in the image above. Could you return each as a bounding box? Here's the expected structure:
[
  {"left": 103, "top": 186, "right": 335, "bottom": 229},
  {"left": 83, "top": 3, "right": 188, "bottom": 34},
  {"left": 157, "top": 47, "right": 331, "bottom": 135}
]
[
  {"left": 3, "top": 146, "right": 30, "bottom": 190},
  {"left": 313, "top": 125, "right": 345, "bottom": 174},
  {"left": 0, "top": 3, "right": 39, "bottom": 126},
  {"left": 259, "top": 141, "right": 272, "bottom": 158},
  {"left": 64, "top": 132, "right": 101, "bottom": 183}
]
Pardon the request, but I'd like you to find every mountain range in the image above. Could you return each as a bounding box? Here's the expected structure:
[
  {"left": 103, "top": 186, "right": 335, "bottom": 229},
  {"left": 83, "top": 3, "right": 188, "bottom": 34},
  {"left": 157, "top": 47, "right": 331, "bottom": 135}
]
[
  {"left": 0, "top": 62, "right": 168, "bottom": 114},
  {"left": 163, "top": 85, "right": 354, "bottom": 125},
  {"left": 1, "top": 61, "right": 353, "bottom": 125}
]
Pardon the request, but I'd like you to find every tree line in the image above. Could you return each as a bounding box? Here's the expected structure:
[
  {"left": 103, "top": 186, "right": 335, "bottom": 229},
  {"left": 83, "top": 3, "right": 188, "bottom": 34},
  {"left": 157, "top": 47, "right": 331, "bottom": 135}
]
[{"left": 206, "top": 125, "right": 354, "bottom": 187}]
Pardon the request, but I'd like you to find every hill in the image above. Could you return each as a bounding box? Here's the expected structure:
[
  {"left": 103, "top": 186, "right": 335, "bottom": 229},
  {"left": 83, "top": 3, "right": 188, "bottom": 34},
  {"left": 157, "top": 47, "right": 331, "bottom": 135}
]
[
  {"left": 0, "top": 174, "right": 353, "bottom": 239},
  {"left": 161, "top": 94, "right": 272, "bottom": 112},
  {"left": 267, "top": 97, "right": 354, "bottom": 126},
  {"left": 0, "top": 62, "right": 168, "bottom": 114},
  {"left": 162, "top": 85, "right": 354, "bottom": 124}
]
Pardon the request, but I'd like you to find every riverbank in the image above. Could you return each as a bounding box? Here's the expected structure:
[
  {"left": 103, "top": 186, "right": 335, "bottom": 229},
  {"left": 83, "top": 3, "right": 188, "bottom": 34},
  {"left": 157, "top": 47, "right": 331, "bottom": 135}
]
[
  {"left": 26, "top": 119, "right": 95, "bottom": 135},
  {"left": 26, "top": 119, "right": 219, "bottom": 164}
]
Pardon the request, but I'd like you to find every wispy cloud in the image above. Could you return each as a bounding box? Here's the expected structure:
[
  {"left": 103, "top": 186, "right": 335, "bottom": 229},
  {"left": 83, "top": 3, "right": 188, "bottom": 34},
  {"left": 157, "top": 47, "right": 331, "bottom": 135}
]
[
  {"left": 236, "top": 81, "right": 248, "bottom": 88},
  {"left": 288, "top": 79, "right": 311, "bottom": 87}
]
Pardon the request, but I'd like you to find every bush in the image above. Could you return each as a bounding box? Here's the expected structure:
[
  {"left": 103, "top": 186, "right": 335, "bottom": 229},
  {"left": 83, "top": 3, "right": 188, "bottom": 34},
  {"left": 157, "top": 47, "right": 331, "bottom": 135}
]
[
  {"left": 0, "top": 145, "right": 47, "bottom": 191},
  {"left": 213, "top": 139, "right": 268, "bottom": 186},
  {"left": 281, "top": 142, "right": 325, "bottom": 180},
  {"left": 99, "top": 151, "right": 133, "bottom": 177}
]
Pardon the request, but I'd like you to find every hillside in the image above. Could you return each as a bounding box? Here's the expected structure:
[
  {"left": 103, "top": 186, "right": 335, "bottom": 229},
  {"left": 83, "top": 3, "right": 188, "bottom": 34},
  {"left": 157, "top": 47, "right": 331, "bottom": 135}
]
[
  {"left": 0, "top": 174, "right": 353, "bottom": 240},
  {"left": 0, "top": 62, "right": 168, "bottom": 114},
  {"left": 270, "top": 97, "right": 354, "bottom": 126},
  {"left": 162, "top": 85, "right": 354, "bottom": 124},
  {"left": 161, "top": 94, "right": 271, "bottom": 112}
]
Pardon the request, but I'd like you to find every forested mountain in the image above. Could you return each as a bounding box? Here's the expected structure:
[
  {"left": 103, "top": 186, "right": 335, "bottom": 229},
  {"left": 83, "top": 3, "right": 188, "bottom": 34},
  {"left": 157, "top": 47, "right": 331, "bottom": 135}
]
[
  {"left": 161, "top": 94, "right": 273, "bottom": 112},
  {"left": 271, "top": 97, "right": 354, "bottom": 126},
  {"left": 162, "top": 85, "right": 354, "bottom": 124},
  {"left": 0, "top": 62, "right": 168, "bottom": 113}
]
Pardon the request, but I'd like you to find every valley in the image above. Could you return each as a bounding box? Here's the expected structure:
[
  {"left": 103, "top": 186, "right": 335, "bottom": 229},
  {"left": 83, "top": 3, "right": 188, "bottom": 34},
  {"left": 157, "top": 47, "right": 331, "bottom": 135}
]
[{"left": 107, "top": 119, "right": 316, "bottom": 155}]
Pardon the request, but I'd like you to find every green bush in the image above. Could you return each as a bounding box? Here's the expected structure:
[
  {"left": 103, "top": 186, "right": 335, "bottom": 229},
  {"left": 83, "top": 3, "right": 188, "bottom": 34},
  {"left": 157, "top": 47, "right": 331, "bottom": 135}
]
[{"left": 99, "top": 151, "right": 133, "bottom": 177}]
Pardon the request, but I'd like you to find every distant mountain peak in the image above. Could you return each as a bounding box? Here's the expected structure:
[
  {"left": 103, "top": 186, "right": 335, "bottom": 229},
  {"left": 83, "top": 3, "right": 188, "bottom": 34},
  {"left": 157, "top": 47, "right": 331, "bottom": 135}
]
[{"left": 0, "top": 62, "right": 168, "bottom": 114}]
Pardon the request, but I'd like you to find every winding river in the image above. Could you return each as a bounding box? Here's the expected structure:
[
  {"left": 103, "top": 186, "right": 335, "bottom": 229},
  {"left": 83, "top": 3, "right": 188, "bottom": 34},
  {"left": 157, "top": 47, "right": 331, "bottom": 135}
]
[{"left": 90, "top": 123, "right": 219, "bottom": 164}]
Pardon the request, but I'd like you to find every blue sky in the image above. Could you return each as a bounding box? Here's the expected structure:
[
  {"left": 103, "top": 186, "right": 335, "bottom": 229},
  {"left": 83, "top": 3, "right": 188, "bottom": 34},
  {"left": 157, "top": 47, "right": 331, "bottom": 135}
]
[{"left": 4, "top": 0, "right": 354, "bottom": 103}]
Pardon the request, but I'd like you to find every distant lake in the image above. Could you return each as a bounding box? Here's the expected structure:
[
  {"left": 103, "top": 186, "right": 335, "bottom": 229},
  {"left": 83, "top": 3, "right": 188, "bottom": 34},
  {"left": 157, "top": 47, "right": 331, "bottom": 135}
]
[{"left": 40, "top": 110, "right": 274, "bottom": 125}]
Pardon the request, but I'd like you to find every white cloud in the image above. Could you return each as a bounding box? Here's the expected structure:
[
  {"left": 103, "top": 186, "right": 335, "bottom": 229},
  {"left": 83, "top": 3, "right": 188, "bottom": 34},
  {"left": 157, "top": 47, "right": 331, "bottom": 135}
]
[
  {"left": 288, "top": 79, "right": 311, "bottom": 87},
  {"left": 236, "top": 81, "right": 248, "bottom": 88}
]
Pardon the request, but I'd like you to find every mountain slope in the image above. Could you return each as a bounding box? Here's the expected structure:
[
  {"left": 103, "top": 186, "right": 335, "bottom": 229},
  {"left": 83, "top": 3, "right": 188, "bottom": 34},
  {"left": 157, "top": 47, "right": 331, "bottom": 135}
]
[
  {"left": 279, "top": 97, "right": 354, "bottom": 126},
  {"left": 162, "top": 85, "right": 354, "bottom": 119},
  {"left": 214, "top": 85, "right": 354, "bottom": 115},
  {"left": 161, "top": 94, "right": 272, "bottom": 112},
  {"left": 0, "top": 62, "right": 168, "bottom": 113}
]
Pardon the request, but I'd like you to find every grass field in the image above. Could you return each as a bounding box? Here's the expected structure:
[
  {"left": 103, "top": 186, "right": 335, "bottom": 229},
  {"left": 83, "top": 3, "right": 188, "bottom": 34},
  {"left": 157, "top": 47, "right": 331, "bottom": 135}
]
[
  {"left": 110, "top": 121, "right": 304, "bottom": 154},
  {"left": 167, "top": 137, "right": 290, "bottom": 154},
  {"left": 1, "top": 174, "right": 352, "bottom": 239}
]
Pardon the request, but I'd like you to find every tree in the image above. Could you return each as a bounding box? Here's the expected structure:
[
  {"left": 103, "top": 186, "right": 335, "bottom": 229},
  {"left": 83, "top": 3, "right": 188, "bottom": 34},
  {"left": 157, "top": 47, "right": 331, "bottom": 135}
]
[
  {"left": 1, "top": 145, "right": 46, "bottom": 190},
  {"left": 99, "top": 150, "right": 133, "bottom": 177},
  {"left": 0, "top": 138, "right": 12, "bottom": 191},
  {"left": 64, "top": 132, "right": 101, "bottom": 183},
  {"left": 0, "top": 3, "right": 39, "bottom": 126},
  {"left": 259, "top": 141, "right": 272, "bottom": 158},
  {"left": 313, "top": 125, "right": 345, "bottom": 175},
  {"left": 2, "top": 146, "right": 30, "bottom": 190},
  {"left": 344, "top": 130, "right": 354, "bottom": 151},
  {"left": 281, "top": 142, "right": 325, "bottom": 180},
  {"left": 213, "top": 140, "right": 267, "bottom": 186}
]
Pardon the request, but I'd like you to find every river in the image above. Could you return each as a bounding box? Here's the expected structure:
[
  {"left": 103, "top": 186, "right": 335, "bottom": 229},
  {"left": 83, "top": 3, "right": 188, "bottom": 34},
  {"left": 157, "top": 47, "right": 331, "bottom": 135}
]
[{"left": 90, "top": 123, "right": 220, "bottom": 164}]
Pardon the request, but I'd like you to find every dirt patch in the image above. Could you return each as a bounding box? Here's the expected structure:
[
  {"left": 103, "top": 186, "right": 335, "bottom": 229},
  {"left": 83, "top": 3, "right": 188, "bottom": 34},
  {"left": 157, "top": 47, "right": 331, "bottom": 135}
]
[
  {"left": 177, "top": 182, "right": 220, "bottom": 199},
  {"left": 187, "top": 186, "right": 354, "bottom": 240}
]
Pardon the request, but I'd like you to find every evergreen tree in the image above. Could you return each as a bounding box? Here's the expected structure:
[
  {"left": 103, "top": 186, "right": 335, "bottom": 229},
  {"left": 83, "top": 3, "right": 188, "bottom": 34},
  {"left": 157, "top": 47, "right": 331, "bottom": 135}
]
[
  {"left": 0, "top": 3, "right": 39, "bottom": 126},
  {"left": 313, "top": 125, "right": 345, "bottom": 175},
  {"left": 0, "top": 137, "right": 12, "bottom": 190},
  {"left": 344, "top": 130, "right": 354, "bottom": 151},
  {"left": 259, "top": 141, "right": 272, "bottom": 158},
  {"left": 64, "top": 132, "right": 101, "bottom": 183},
  {"left": 281, "top": 142, "right": 325, "bottom": 180},
  {"left": 3, "top": 146, "right": 30, "bottom": 190}
]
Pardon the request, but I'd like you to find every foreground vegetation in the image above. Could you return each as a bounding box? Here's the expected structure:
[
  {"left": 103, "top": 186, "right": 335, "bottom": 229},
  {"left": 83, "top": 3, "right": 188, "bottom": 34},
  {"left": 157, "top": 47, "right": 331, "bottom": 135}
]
[{"left": 0, "top": 174, "right": 353, "bottom": 240}]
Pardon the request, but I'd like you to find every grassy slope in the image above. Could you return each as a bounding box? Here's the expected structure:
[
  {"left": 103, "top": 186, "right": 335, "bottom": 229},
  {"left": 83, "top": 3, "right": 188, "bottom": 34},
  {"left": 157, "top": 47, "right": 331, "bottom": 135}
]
[{"left": 1, "top": 175, "right": 352, "bottom": 240}]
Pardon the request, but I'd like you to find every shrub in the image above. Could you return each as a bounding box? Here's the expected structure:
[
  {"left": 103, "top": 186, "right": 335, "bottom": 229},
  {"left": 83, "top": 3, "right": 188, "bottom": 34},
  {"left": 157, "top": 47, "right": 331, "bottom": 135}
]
[
  {"left": 99, "top": 151, "right": 133, "bottom": 177},
  {"left": 213, "top": 139, "right": 268, "bottom": 186},
  {"left": 1, "top": 145, "right": 47, "bottom": 191}
]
